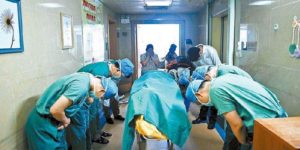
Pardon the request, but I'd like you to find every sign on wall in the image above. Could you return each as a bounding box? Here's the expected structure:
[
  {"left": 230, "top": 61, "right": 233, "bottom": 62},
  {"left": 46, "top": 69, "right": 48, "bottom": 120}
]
[{"left": 81, "top": 0, "right": 105, "bottom": 65}]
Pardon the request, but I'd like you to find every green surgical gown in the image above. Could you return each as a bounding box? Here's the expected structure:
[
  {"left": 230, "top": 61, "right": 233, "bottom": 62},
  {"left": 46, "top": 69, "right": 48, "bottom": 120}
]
[
  {"left": 67, "top": 62, "right": 110, "bottom": 150},
  {"left": 25, "top": 73, "right": 90, "bottom": 150},
  {"left": 78, "top": 62, "right": 110, "bottom": 77},
  {"left": 217, "top": 65, "right": 252, "bottom": 79},
  {"left": 210, "top": 74, "right": 287, "bottom": 133}
]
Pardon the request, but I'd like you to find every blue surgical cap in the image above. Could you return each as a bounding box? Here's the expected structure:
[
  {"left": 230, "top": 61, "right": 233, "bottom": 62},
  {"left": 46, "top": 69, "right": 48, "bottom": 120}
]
[
  {"left": 101, "top": 77, "right": 118, "bottom": 99},
  {"left": 119, "top": 58, "right": 134, "bottom": 78},
  {"left": 185, "top": 80, "right": 204, "bottom": 103},
  {"left": 178, "top": 75, "right": 190, "bottom": 86},
  {"left": 191, "top": 65, "right": 211, "bottom": 80},
  {"left": 178, "top": 68, "right": 190, "bottom": 86}
]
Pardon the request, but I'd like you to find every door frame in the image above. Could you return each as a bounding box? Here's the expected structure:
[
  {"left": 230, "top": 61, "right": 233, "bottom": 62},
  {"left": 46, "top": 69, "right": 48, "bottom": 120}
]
[
  {"left": 108, "top": 17, "right": 118, "bottom": 59},
  {"left": 130, "top": 20, "right": 185, "bottom": 80}
]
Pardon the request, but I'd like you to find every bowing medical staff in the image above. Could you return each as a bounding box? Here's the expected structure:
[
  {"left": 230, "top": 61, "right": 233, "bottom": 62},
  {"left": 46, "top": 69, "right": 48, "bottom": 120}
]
[
  {"left": 186, "top": 74, "right": 287, "bottom": 150},
  {"left": 25, "top": 72, "right": 117, "bottom": 150},
  {"left": 69, "top": 58, "right": 133, "bottom": 148}
]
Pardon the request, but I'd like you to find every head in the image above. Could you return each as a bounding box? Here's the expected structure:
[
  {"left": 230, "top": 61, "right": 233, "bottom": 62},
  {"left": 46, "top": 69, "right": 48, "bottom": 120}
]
[
  {"left": 146, "top": 44, "right": 154, "bottom": 54},
  {"left": 92, "top": 76, "right": 118, "bottom": 99},
  {"left": 185, "top": 80, "right": 212, "bottom": 106},
  {"left": 118, "top": 58, "right": 134, "bottom": 78},
  {"left": 169, "top": 44, "right": 177, "bottom": 53},
  {"left": 187, "top": 47, "right": 200, "bottom": 61},
  {"left": 90, "top": 77, "right": 105, "bottom": 99},
  {"left": 192, "top": 65, "right": 213, "bottom": 80},
  {"left": 177, "top": 68, "right": 190, "bottom": 86},
  {"left": 110, "top": 61, "right": 122, "bottom": 78},
  {"left": 185, "top": 39, "right": 193, "bottom": 46},
  {"left": 205, "top": 66, "right": 218, "bottom": 81},
  {"left": 196, "top": 44, "right": 204, "bottom": 55}
]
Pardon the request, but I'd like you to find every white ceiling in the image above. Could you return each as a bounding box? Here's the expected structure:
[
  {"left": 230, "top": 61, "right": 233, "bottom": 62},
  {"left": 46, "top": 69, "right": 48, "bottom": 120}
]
[{"left": 100, "top": 0, "right": 208, "bottom": 14}]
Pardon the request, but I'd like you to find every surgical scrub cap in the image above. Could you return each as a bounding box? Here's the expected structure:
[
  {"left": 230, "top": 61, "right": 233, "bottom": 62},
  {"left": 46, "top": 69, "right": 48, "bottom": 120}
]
[
  {"left": 191, "top": 65, "right": 211, "bottom": 80},
  {"left": 100, "top": 77, "right": 118, "bottom": 99},
  {"left": 118, "top": 58, "right": 134, "bottom": 78},
  {"left": 185, "top": 80, "right": 204, "bottom": 103},
  {"left": 178, "top": 75, "right": 189, "bottom": 86},
  {"left": 178, "top": 68, "right": 190, "bottom": 86}
]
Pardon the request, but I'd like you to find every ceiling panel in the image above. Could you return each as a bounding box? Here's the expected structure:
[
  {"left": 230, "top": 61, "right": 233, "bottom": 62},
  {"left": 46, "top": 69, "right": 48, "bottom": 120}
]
[{"left": 100, "top": 0, "right": 207, "bottom": 14}]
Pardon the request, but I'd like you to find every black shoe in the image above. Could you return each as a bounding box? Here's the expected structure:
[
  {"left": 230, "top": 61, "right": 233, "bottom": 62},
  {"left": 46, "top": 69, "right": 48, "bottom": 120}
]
[
  {"left": 192, "top": 117, "right": 206, "bottom": 124},
  {"left": 92, "top": 136, "right": 109, "bottom": 144},
  {"left": 114, "top": 115, "right": 125, "bottom": 121},
  {"left": 207, "top": 119, "right": 216, "bottom": 129},
  {"left": 106, "top": 117, "right": 114, "bottom": 124},
  {"left": 101, "top": 131, "right": 112, "bottom": 137}
]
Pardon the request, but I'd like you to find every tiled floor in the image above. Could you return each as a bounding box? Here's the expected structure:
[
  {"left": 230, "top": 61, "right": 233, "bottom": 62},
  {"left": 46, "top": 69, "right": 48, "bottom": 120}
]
[{"left": 92, "top": 99, "right": 223, "bottom": 150}]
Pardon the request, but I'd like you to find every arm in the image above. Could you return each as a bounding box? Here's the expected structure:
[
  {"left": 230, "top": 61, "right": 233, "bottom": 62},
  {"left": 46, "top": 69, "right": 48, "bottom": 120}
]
[
  {"left": 50, "top": 95, "right": 72, "bottom": 129},
  {"left": 140, "top": 54, "right": 150, "bottom": 66},
  {"left": 210, "top": 47, "right": 222, "bottom": 65},
  {"left": 152, "top": 54, "right": 160, "bottom": 66},
  {"left": 223, "top": 110, "right": 247, "bottom": 144}
]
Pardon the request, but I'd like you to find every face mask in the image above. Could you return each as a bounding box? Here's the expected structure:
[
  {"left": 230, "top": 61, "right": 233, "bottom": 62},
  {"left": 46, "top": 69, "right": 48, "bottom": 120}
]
[
  {"left": 202, "top": 96, "right": 213, "bottom": 106},
  {"left": 112, "top": 74, "right": 121, "bottom": 80}
]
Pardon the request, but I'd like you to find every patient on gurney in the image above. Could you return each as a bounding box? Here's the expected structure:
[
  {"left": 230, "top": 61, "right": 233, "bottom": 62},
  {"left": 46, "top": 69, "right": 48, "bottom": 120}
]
[{"left": 122, "top": 71, "right": 191, "bottom": 150}]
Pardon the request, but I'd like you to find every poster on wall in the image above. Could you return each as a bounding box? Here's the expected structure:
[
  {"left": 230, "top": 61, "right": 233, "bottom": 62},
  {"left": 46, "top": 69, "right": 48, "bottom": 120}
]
[
  {"left": 81, "top": 0, "right": 105, "bottom": 65},
  {"left": 0, "top": 0, "right": 24, "bottom": 54},
  {"left": 60, "top": 13, "right": 73, "bottom": 49}
]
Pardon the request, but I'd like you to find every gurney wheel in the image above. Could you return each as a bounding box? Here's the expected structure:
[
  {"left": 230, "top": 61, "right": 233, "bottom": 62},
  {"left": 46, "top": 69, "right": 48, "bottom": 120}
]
[
  {"left": 167, "top": 140, "right": 174, "bottom": 150},
  {"left": 136, "top": 131, "right": 146, "bottom": 150}
]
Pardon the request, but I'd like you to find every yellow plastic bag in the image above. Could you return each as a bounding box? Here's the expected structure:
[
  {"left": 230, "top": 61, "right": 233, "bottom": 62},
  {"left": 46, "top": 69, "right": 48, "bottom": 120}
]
[{"left": 135, "top": 115, "right": 167, "bottom": 140}]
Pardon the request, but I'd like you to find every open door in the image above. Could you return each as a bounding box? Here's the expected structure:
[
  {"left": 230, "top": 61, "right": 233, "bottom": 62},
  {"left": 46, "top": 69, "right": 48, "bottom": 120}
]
[
  {"left": 108, "top": 18, "right": 118, "bottom": 59},
  {"left": 221, "top": 15, "right": 228, "bottom": 64}
]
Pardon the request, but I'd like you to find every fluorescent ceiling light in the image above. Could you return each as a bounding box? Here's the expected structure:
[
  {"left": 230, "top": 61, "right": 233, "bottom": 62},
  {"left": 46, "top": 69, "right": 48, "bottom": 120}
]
[
  {"left": 145, "top": 0, "right": 172, "bottom": 7},
  {"left": 249, "top": 1, "right": 274, "bottom": 5},
  {"left": 38, "top": 3, "right": 64, "bottom": 8}
]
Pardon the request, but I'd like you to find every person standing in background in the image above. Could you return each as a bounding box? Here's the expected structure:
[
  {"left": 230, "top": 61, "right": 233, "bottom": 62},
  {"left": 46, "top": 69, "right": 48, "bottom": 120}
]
[
  {"left": 165, "top": 44, "right": 178, "bottom": 69},
  {"left": 187, "top": 44, "right": 221, "bottom": 129},
  {"left": 140, "top": 44, "right": 160, "bottom": 75}
]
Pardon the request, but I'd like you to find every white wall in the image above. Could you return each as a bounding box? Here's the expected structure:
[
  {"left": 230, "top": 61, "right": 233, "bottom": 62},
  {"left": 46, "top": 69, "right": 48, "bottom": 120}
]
[{"left": 0, "top": 0, "right": 83, "bottom": 149}]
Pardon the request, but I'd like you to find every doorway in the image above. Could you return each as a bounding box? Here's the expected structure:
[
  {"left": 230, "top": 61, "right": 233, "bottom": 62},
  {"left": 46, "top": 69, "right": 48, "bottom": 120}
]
[
  {"left": 108, "top": 18, "right": 118, "bottom": 59},
  {"left": 136, "top": 24, "right": 180, "bottom": 77},
  {"left": 221, "top": 15, "right": 228, "bottom": 64},
  {"left": 211, "top": 15, "right": 229, "bottom": 64}
]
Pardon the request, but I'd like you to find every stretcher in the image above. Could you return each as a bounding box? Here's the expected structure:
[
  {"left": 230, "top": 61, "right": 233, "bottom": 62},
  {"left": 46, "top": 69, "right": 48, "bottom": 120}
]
[
  {"left": 135, "top": 115, "right": 174, "bottom": 150},
  {"left": 122, "top": 70, "right": 191, "bottom": 150}
]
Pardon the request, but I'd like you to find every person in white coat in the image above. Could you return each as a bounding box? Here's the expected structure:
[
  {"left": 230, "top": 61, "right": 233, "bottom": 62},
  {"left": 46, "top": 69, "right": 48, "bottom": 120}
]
[{"left": 187, "top": 44, "right": 221, "bottom": 129}]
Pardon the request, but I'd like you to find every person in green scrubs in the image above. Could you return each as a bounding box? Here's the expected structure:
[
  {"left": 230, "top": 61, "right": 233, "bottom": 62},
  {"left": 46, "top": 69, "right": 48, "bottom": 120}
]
[
  {"left": 78, "top": 58, "right": 134, "bottom": 123},
  {"left": 186, "top": 74, "right": 287, "bottom": 149},
  {"left": 191, "top": 65, "right": 253, "bottom": 129},
  {"left": 192, "top": 65, "right": 253, "bottom": 149},
  {"left": 69, "top": 58, "right": 133, "bottom": 148},
  {"left": 25, "top": 72, "right": 117, "bottom": 150}
]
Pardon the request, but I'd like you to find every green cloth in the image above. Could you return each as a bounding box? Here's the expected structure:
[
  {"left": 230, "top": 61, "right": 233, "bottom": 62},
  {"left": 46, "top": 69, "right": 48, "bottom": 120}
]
[
  {"left": 25, "top": 73, "right": 90, "bottom": 150},
  {"left": 122, "top": 71, "right": 191, "bottom": 150},
  {"left": 67, "top": 62, "right": 110, "bottom": 150},
  {"left": 217, "top": 65, "right": 252, "bottom": 79},
  {"left": 36, "top": 73, "right": 90, "bottom": 117},
  {"left": 77, "top": 61, "right": 110, "bottom": 120},
  {"left": 78, "top": 61, "right": 110, "bottom": 77},
  {"left": 210, "top": 74, "right": 287, "bottom": 133}
]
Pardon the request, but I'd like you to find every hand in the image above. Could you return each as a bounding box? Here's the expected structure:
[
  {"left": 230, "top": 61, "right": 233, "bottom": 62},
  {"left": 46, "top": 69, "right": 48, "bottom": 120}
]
[{"left": 57, "top": 118, "right": 71, "bottom": 130}]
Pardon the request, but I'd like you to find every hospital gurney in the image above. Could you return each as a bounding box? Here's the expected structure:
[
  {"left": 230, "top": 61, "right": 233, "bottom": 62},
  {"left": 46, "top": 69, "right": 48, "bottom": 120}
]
[
  {"left": 135, "top": 115, "right": 173, "bottom": 150},
  {"left": 122, "top": 70, "right": 191, "bottom": 150}
]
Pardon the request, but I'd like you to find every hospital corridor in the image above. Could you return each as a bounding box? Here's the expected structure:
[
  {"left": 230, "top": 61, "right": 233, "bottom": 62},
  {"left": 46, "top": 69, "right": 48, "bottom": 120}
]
[{"left": 0, "top": 0, "right": 300, "bottom": 150}]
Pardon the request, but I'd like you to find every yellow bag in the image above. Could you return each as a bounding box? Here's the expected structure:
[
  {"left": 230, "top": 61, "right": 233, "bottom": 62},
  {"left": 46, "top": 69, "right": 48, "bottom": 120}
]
[{"left": 135, "top": 115, "right": 167, "bottom": 140}]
